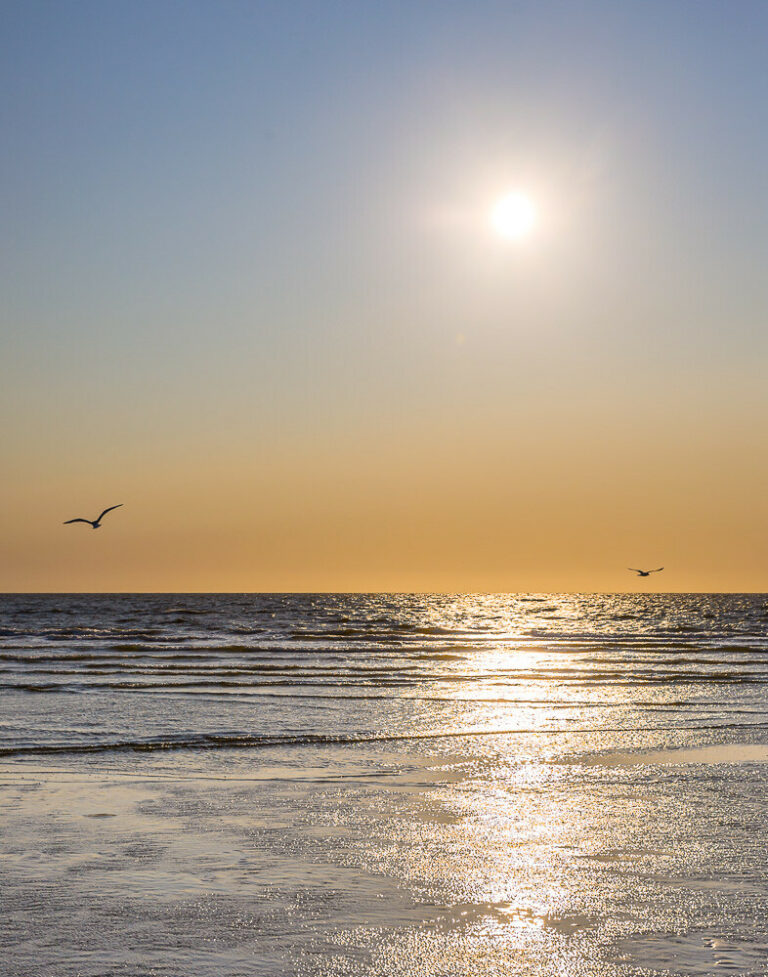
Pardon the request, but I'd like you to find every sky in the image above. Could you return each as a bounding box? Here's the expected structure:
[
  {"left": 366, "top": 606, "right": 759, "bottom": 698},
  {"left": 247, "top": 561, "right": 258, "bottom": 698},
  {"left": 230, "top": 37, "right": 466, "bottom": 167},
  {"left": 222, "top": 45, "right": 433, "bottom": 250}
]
[{"left": 2, "top": 0, "right": 768, "bottom": 592}]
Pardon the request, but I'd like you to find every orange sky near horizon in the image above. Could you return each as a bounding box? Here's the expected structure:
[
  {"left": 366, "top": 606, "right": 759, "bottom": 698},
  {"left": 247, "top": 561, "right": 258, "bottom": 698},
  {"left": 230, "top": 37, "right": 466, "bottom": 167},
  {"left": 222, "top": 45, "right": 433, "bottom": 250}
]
[{"left": 3, "top": 370, "right": 767, "bottom": 592}]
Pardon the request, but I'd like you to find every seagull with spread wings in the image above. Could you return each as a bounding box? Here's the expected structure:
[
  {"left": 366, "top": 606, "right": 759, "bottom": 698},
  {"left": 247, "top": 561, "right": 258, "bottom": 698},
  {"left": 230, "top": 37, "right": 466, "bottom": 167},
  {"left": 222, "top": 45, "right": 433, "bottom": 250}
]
[
  {"left": 64, "top": 505, "right": 123, "bottom": 529},
  {"left": 628, "top": 567, "right": 664, "bottom": 577}
]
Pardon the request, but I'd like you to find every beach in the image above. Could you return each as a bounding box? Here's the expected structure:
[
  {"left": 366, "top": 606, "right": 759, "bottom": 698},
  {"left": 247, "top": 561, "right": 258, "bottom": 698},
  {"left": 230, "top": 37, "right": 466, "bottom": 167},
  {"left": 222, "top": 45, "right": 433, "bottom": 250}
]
[{"left": 2, "top": 594, "right": 768, "bottom": 975}]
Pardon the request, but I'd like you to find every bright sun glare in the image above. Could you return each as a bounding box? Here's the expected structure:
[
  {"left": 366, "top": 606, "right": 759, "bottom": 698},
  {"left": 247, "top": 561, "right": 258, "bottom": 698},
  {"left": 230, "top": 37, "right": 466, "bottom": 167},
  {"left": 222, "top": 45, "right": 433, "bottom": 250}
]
[{"left": 491, "top": 192, "right": 537, "bottom": 240}]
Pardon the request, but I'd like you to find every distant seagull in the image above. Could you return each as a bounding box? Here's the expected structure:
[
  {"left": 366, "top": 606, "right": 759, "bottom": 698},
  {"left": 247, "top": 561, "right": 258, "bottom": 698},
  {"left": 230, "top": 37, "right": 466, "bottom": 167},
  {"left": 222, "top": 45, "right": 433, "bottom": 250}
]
[
  {"left": 64, "top": 505, "right": 123, "bottom": 529},
  {"left": 628, "top": 567, "right": 664, "bottom": 577}
]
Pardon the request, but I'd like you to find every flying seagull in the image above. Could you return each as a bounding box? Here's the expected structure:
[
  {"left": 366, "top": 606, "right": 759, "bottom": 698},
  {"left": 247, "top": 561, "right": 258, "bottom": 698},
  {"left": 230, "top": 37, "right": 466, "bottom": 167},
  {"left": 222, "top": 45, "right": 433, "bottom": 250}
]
[
  {"left": 628, "top": 567, "right": 664, "bottom": 577},
  {"left": 64, "top": 504, "right": 123, "bottom": 529}
]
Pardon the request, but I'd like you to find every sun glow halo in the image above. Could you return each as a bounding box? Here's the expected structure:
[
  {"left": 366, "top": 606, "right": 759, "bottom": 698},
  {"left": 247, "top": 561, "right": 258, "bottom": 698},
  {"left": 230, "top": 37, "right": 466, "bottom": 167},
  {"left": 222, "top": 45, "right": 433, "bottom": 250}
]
[{"left": 491, "top": 192, "right": 537, "bottom": 241}]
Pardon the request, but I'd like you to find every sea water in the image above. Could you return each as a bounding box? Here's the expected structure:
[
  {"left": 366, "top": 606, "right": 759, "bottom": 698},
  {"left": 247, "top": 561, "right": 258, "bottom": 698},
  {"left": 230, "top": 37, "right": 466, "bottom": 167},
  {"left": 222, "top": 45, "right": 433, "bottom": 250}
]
[{"left": 1, "top": 593, "right": 767, "bottom": 976}]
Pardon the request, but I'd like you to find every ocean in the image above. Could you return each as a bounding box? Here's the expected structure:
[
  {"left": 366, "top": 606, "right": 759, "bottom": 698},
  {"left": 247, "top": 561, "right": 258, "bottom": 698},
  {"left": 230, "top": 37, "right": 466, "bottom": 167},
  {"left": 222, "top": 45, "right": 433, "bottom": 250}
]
[{"left": 1, "top": 593, "right": 767, "bottom": 976}]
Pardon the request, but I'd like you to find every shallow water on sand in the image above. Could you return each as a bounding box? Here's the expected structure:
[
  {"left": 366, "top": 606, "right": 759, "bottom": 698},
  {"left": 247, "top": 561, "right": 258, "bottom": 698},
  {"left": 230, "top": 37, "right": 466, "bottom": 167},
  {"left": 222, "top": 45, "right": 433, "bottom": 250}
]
[{"left": 1, "top": 593, "right": 768, "bottom": 975}]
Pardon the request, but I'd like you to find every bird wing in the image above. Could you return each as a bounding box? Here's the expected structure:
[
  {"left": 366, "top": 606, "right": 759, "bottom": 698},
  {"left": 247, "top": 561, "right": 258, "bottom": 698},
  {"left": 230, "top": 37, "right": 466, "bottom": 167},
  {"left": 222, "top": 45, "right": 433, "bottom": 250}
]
[
  {"left": 97, "top": 504, "right": 123, "bottom": 522},
  {"left": 64, "top": 518, "right": 92, "bottom": 525},
  {"left": 627, "top": 568, "right": 642, "bottom": 573},
  {"left": 650, "top": 567, "right": 664, "bottom": 573}
]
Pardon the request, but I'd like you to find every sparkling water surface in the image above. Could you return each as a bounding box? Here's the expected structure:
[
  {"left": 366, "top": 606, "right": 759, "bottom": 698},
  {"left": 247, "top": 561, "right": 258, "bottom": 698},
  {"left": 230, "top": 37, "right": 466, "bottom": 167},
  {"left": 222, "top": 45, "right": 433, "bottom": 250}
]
[{"left": 2, "top": 593, "right": 767, "bottom": 976}]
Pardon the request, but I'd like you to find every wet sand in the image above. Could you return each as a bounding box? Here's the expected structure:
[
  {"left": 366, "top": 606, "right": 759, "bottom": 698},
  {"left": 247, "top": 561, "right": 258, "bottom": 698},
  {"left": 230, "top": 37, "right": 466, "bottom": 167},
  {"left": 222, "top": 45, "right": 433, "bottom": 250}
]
[{"left": 3, "top": 733, "right": 768, "bottom": 976}]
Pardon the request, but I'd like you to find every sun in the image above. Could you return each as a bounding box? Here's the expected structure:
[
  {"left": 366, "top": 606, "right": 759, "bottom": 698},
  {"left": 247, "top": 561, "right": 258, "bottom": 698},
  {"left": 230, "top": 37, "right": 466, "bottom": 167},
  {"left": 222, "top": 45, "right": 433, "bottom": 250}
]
[{"left": 491, "top": 192, "right": 537, "bottom": 241}]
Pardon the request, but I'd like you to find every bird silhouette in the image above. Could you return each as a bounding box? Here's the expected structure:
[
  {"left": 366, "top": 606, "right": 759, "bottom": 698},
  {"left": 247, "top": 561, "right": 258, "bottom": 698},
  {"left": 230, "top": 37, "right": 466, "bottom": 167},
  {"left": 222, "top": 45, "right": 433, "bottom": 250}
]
[
  {"left": 64, "top": 505, "right": 123, "bottom": 529},
  {"left": 628, "top": 567, "right": 664, "bottom": 577}
]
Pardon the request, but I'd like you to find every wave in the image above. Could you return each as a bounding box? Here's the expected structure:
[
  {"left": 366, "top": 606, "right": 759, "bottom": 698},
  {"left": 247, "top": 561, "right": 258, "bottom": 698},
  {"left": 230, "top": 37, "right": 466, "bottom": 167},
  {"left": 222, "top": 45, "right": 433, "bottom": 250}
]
[
  {"left": 3, "top": 720, "right": 768, "bottom": 759},
  {"left": 3, "top": 667, "right": 768, "bottom": 695}
]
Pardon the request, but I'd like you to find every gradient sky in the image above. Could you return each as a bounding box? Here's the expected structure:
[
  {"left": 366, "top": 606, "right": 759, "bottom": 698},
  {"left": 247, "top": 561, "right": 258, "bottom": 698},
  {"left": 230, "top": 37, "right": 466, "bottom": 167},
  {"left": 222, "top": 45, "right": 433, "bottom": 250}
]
[{"left": 2, "top": 0, "right": 768, "bottom": 592}]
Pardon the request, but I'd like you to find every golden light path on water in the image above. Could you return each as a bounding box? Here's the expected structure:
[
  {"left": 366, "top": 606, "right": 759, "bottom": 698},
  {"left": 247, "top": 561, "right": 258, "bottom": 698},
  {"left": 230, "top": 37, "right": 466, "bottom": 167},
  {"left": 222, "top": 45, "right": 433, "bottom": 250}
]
[{"left": 337, "top": 595, "right": 768, "bottom": 975}]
